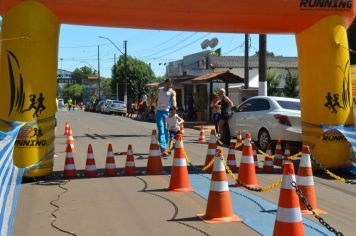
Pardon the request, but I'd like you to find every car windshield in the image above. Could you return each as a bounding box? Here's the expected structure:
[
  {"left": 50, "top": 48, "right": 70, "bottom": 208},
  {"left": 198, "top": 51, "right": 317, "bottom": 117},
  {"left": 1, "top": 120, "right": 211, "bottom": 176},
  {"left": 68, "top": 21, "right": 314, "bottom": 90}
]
[{"left": 276, "top": 100, "right": 300, "bottom": 111}]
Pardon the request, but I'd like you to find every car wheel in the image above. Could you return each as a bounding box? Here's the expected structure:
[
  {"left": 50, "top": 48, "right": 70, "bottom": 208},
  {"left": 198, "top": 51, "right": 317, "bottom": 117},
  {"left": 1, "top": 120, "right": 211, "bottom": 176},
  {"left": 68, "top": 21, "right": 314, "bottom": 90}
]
[{"left": 258, "top": 128, "right": 271, "bottom": 151}]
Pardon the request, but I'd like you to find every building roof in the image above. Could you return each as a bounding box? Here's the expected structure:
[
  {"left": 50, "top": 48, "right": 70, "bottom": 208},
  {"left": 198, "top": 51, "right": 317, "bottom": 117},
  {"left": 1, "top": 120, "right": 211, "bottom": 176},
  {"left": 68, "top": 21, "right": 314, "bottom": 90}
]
[
  {"left": 209, "top": 56, "right": 298, "bottom": 69},
  {"left": 191, "top": 71, "right": 244, "bottom": 83}
]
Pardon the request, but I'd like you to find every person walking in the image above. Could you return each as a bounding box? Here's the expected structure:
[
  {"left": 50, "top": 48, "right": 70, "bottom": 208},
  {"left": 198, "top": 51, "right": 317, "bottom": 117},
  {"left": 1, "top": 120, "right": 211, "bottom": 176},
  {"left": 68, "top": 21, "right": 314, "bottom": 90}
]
[
  {"left": 155, "top": 78, "right": 177, "bottom": 156},
  {"left": 218, "top": 88, "right": 233, "bottom": 144},
  {"left": 67, "top": 98, "right": 73, "bottom": 111},
  {"left": 211, "top": 93, "right": 221, "bottom": 133}
]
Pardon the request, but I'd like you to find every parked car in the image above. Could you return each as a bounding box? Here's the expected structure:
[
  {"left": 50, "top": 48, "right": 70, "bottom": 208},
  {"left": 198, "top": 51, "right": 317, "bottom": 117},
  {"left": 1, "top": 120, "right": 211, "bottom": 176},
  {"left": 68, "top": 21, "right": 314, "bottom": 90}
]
[
  {"left": 100, "top": 99, "right": 113, "bottom": 113},
  {"left": 226, "top": 96, "right": 302, "bottom": 151},
  {"left": 109, "top": 100, "right": 127, "bottom": 115},
  {"left": 57, "top": 98, "right": 64, "bottom": 109}
]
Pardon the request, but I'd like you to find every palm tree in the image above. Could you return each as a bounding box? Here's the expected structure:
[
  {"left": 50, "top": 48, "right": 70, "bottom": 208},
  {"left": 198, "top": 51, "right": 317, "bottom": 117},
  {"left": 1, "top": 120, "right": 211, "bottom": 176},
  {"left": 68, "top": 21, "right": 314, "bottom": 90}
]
[
  {"left": 267, "top": 69, "right": 281, "bottom": 96},
  {"left": 284, "top": 72, "right": 299, "bottom": 98}
]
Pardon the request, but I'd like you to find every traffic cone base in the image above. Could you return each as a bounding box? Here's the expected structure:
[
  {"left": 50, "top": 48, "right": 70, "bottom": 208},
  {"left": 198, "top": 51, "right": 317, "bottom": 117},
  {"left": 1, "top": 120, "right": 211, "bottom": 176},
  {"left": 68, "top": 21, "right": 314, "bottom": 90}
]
[{"left": 273, "top": 222, "right": 304, "bottom": 236}]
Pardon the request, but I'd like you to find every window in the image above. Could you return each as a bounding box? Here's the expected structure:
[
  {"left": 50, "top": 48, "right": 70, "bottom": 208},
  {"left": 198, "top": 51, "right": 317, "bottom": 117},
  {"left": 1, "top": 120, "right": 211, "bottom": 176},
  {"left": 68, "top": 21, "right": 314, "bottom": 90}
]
[
  {"left": 277, "top": 100, "right": 300, "bottom": 111},
  {"left": 237, "top": 98, "right": 270, "bottom": 112}
]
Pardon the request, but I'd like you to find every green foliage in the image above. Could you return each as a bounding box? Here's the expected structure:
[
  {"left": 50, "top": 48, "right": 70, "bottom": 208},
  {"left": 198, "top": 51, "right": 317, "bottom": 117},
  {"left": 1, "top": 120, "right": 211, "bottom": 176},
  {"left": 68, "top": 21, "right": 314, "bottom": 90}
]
[
  {"left": 101, "top": 78, "right": 112, "bottom": 99},
  {"left": 283, "top": 72, "right": 299, "bottom": 98},
  {"left": 112, "top": 55, "right": 157, "bottom": 101},
  {"left": 193, "top": 92, "right": 208, "bottom": 112},
  {"left": 71, "top": 66, "right": 97, "bottom": 79},
  {"left": 347, "top": 17, "right": 356, "bottom": 65},
  {"left": 62, "top": 84, "right": 84, "bottom": 101},
  {"left": 253, "top": 51, "right": 276, "bottom": 57},
  {"left": 267, "top": 69, "right": 281, "bottom": 96}
]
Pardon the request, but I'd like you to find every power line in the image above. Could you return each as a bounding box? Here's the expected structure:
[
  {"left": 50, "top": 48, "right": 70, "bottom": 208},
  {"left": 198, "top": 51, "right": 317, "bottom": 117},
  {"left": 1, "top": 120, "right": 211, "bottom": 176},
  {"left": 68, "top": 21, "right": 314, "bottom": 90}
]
[
  {"left": 146, "top": 33, "right": 211, "bottom": 60},
  {"left": 139, "top": 32, "right": 198, "bottom": 59}
]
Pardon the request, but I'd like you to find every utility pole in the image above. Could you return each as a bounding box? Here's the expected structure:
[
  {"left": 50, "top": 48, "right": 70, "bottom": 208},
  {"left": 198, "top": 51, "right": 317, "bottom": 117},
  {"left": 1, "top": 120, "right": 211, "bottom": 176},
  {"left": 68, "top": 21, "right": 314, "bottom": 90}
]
[
  {"left": 98, "top": 45, "right": 101, "bottom": 99},
  {"left": 258, "top": 34, "right": 267, "bottom": 96},
  {"left": 124, "top": 40, "right": 128, "bottom": 106},
  {"left": 244, "top": 34, "right": 249, "bottom": 89}
]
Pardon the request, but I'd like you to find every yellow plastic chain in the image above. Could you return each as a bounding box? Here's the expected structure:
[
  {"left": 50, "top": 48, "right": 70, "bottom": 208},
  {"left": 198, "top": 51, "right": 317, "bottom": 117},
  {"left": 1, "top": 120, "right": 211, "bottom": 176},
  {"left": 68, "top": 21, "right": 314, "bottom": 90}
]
[
  {"left": 287, "top": 152, "right": 302, "bottom": 160},
  {"left": 202, "top": 158, "right": 215, "bottom": 171},
  {"left": 183, "top": 151, "right": 192, "bottom": 164},
  {"left": 235, "top": 142, "right": 244, "bottom": 149},
  {"left": 257, "top": 149, "right": 274, "bottom": 160},
  {"left": 221, "top": 157, "right": 282, "bottom": 192},
  {"left": 325, "top": 170, "right": 346, "bottom": 183}
]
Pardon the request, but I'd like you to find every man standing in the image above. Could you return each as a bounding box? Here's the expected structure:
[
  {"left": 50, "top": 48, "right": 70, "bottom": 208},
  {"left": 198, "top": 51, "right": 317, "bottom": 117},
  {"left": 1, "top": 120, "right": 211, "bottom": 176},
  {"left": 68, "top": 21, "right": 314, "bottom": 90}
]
[
  {"left": 218, "top": 88, "right": 233, "bottom": 145},
  {"left": 155, "top": 79, "right": 176, "bottom": 156}
]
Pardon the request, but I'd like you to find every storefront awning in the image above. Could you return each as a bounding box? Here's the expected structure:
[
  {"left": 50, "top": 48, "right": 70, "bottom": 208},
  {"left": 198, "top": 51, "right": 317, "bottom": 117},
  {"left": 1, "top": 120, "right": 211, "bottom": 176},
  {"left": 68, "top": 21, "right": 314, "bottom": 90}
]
[{"left": 191, "top": 71, "right": 244, "bottom": 83}]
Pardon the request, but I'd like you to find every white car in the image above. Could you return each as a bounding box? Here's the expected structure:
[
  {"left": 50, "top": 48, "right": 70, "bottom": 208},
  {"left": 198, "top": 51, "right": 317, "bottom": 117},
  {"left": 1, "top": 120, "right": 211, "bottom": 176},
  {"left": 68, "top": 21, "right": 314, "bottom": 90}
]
[
  {"left": 227, "top": 96, "right": 302, "bottom": 151},
  {"left": 109, "top": 100, "right": 127, "bottom": 115}
]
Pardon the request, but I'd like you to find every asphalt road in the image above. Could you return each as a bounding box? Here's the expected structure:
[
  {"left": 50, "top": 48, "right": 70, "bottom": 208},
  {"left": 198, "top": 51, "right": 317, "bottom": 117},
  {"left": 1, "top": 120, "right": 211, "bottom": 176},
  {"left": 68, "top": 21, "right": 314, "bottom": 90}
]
[{"left": 13, "top": 110, "right": 356, "bottom": 236}]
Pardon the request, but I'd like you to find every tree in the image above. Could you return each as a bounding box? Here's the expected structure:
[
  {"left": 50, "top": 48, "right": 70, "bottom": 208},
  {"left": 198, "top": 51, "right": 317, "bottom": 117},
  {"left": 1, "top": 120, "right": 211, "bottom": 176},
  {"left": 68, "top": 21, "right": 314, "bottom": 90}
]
[
  {"left": 347, "top": 17, "right": 356, "bottom": 65},
  {"left": 71, "top": 66, "right": 97, "bottom": 79},
  {"left": 112, "top": 55, "right": 155, "bottom": 102},
  {"left": 253, "top": 51, "right": 276, "bottom": 57},
  {"left": 284, "top": 72, "right": 299, "bottom": 98},
  {"left": 101, "top": 78, "right": 112, "bottom": 99},
  {"left": 62, "top": 84, "right": 84, "bottom": 102},
  {"left": 267, "top": 69, "right": 282, "bottom": 96}
]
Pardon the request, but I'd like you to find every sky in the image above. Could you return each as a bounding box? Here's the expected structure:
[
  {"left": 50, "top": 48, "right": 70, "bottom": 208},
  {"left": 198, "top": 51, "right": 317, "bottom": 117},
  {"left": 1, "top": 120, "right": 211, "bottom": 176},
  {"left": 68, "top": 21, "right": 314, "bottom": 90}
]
[
  {"left": 58, "top": 24, "right": 298, "bottom": 78},
  {"left": 0, "top": 16, "right": 298, "bottom": 78}
]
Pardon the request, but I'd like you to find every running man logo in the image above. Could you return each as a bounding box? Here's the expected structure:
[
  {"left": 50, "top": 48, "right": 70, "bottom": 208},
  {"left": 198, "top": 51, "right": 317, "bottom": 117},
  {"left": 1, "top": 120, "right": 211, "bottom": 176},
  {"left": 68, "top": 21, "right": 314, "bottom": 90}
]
[
  {"left": 7, "top": 50, "right": 26, "bottom": 116},
  {"left": 15, "top": 125, "right": 48, "bottom": 147},
  {"left": 299, "top": 0, "right": 353, "bottom": 9}
]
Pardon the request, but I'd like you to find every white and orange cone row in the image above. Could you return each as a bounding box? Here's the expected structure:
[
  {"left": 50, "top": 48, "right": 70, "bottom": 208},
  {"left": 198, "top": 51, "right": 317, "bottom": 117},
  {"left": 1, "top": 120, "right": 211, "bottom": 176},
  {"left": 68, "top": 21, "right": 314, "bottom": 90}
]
[
  {"left": 263, "top": 144, "right": 274, "bottom": 173},
  {"left": 146, "top": 130, "right": 164, "bottom": 175},
  {"left": 65, "top": 127, "right": 75, "bottom": 153},
  {"left": 236, "top": 133, "right": 260, "bottom": 188},
  {"left": 198, "top": 126, "right": 206, "bottom": 142},
  {"left": 274, "top": 139, "right": 283, "bottom": 166},
  {"left": 198, "top": 148, "right": 242, "bottom": 223},
  {"left": 84, "top": 144, "right": 98, "bottom": 177},
  {"left": 236, "top": 130, "right": 243, "bottom": 151},
  {"left": 124, "top": 145, "right": 138, "bottom": 175},
  {"left": 168, "top": 134, "right": 193, "bottom": 192},
  {"left": 297, "top": 145, "right": 326, "bottom": 215},
  {"left": 226, "top": 142, "right": 238, "bottom": 173},
  {"left": 63, "top": 144, "right": 77, "bottom": 178},
  {"left": 180, "top": 123, "right": 185, "bottom": 137},
  {"left": 104, "top": 143, "right": 117, "bottom": 176},
  {"left": 273, "top": 162, "right": 304, "bottom": 236},
  {"left": 204, "top": 129, "right": 217, "bottom": 173}
]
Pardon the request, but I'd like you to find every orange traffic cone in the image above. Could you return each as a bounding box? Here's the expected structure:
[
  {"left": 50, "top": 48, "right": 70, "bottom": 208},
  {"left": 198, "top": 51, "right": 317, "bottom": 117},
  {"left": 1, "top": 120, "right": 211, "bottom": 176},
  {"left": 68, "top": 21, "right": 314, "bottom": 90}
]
[
  {"left": 198, "top": 126, "right": 206, "bottom": 142},
  {"left": 198, "top": 148, "right": 243, "bottom": 223},
  {"left": 63, "top": 144, "right": 77, "bottom": 178},
  {"left": 252, "top": 142, "right": 260, "bottom": 172},
  {"left": 274, "top": 139, "right": 283, "bottom": 166},
  {"left": 180, "top": 123, "right": 185, "bottom": 137},
  {"left": 123, "top": 145, "right": 138, "bottom": 176},
  {"left": 104, "top": 143, "right": 117, "bottom": 176},
  {"left": 146, "top": 130, "right": 164, "bottom": 175},
  {"left": 263, "top": 143, "right": 274, "bottom": 173},
  {"left": 204, "top": 129, "right": 217, "bottom": 173},
  {"left": 281, "top": 143, "right": 292, "bottom": 172},
  {"left": 65, "top": 126, "right": 75, "bottom": 153},
  {"left": 226, "top": 142, "right": 238, "bottom": 173},
  {"left": 236, "top": 133, "right": 260, "bottom": 188},
  {"left": 84, "top": 144, "right": 98, "bottom": 177},
  {"left": 297, "top": 145, "right": 326, "bottom": 215},
  {"left": 273, "top": 162, "right": 304, "bottom": 236},
  {"left": 236, "top": 130, "right": 243, "bottom": 151},
  {"left": 168, "top": 134, "right": 193, "bottom": 192},
  {"left": 64, "top": 122, "right": 70, "bottom": 136}
]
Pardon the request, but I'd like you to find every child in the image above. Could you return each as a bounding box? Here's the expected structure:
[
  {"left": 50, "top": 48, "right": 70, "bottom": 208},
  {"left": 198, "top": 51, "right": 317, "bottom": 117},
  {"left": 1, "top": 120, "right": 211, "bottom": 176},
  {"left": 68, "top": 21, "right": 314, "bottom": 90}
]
[{"left": 165, "top": 106, "right": 184, "bottom": 154}]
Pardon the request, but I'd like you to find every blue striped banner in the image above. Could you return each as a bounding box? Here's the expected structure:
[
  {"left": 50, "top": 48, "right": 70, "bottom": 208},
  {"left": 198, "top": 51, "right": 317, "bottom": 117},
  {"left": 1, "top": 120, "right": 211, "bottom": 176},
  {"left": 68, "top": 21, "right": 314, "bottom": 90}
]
[
  {"left": 321, "top": 125, "right": 356, "bottom": 174},
  {"left": 0, "top": 123, "right": 24, "bottom": 236}
]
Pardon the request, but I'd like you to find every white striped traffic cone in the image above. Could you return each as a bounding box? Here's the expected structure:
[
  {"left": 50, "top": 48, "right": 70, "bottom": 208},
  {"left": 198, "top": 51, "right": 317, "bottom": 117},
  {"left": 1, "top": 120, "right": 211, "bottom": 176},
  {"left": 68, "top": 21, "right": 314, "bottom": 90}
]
[
  {"left": 297, "top": 145, "right": 326, "bottom": 215},
  {"left": 236, "top": 130, "right": 243, "bottom": 151},
  {"left": 226, "top": 142, "right": 238, "bottom": 173},
  {"left": 273, "top": 162, "right": 304, "bottom": 236},
  {"left": 252, "top": 142, "right": 260, "bottom": 172},
  {"left": 104, "top": 143, "right": 117, "bottom": 176},
  {"left": 146, "top": 130, "right": 164, "bottom": 175},
  {"left": 263, "top": 143, "right": 274, "bottom": 173},
  {"left": 84, "top": 144, "right": 98, "bottom": 177},
  {"left": 204, "top": 129, "right": 217, "bottom": 173},
  {"left": 63, "top": 144, "right": 77, "bottom": 178},
  {"left": 123, "top": 145, "right": 138, "bottom": 175},
  {"left": 198, "top": 148, "right": 242, "bottom": 223},
  {"left": 65, "top": 126, "right": 75, "bottom": 153},
  {"left": 274, "top": 139, "right": 283, "bottom": 166}
]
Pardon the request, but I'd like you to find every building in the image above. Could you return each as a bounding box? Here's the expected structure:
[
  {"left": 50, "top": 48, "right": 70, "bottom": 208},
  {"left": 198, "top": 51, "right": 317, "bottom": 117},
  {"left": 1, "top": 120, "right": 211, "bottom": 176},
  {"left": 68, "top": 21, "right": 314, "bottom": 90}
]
[
  {"left": 165, "top": 51, "right": 298, "bottom": 121},
  {"left": 82, "top": 76, "right": 100, "bottom": 103},
  {"left": 57, "top": 69, "right": 80, "bottom": 86}
]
